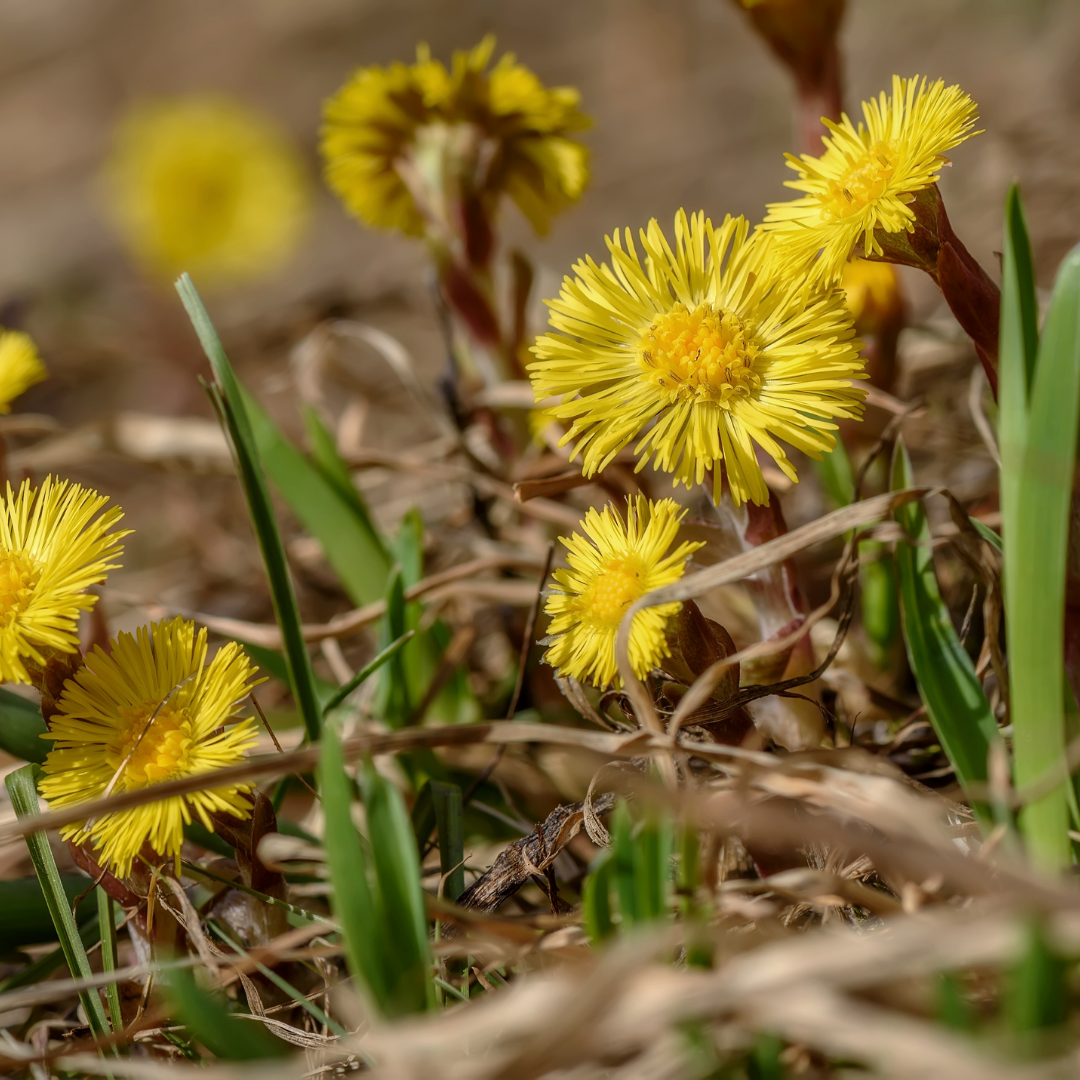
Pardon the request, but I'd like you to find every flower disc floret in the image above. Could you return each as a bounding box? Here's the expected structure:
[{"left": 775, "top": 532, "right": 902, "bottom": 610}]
[
  {"left": 529, "top": 209, "right": 866, "bottom": 506},
  {"left": 543, "top": 496, "right": 704, "bottom": 688},
  {"left": 761, "top": 74, "right": 980, "bottom": 281},
  {"left": 0, "top": 477, "right": 126, "bottom": 684},
  {"left": 38, "top": 617, "right": 263, "bottom": 877}
]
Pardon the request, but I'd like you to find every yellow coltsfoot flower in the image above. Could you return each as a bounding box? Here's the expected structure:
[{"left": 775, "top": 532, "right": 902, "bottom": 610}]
[
  {"left": 39, "top": 617, "right": 262, "bottom": 878},
  {"left": 104, "top": 95, "right": 310, "bottom": 286},
  {"left": 0, "top": 477, "right": 126, "bottom": 684},
  {"left": 761, "top": 74, "right": 980, "bottom": 282},
  {"left": 321, "top": 35, "right": 590, "bottom": 238},
  {"left": 543, "top": 496, "right": 704, "bottom": 689},
  {"left": 529, "top": 210, "right": 865, "bottom": 506},
  {"left": 0, "top": 331, "right": 47, "bottom": 413}
]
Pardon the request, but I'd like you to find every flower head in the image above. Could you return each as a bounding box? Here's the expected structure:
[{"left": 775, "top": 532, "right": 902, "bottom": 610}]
[
  {"left": 761, "top": 75, "right": 980, "bottom": 281},
  {"left": 38, "top": 617, "right": 262, "bottom": 877},
  {"left": 842, "top": 258, "right": 904, "bottom": 337},
  {"left": 543, "top": 496, "right": 703, "bottom": 688},
  {"left": 0, "top": 331, "right": 47, "bottom": 413},
  {"left": 0, "top": 477, "right": 126, "bottom": 684},
  {"left": 321, "top": 35, "right": 590, "bottom": 237},
  {"left": 105, "top": 95, "right": 310, "bottom": 286},
  {"left": 529, "top": 210, "right": 865, "bottom": 506}
]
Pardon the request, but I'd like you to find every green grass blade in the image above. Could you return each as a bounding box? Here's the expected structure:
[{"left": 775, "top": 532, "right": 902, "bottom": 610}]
[
  {"left": 0, "top": 688, "right": 49, "bottom": 763},
  {"left": 815, "top": 435, "right": 855, "bottom": 508},
  {"left": 5, "top": 766, "right": 112, "bottom": 1041},
  {"left": 167, "top": 965, "right": 286, "bottom": 1059},
  {"left": 377, "top": 566, "right": 411, "bottom": 728},
  {"left": 242, "top": 389, "right": 391, "bottom": 606},
  {"left": 582, "top": 849, "right": 615, "bottom": 944},
  {"left": 1008, "top": 241, "right": 1080, "bottom": 868},
  {"left": 96, "top": 888, "right": 123, "bottom": 1035},
  {"left": 322, "top": 630, "right": 415, "bottom": 716},
  {"left": 362, "top": 759, "right": 433, "bottom": 1014},
  {"left": 431, "top": 781, "right": 464, "bottom": 902},
  {"left": 176, "top": 275, "right": 322, "bottom": 742},
  {"left": 891, "top": 440, "right": 1000, "bottom": 827},
  {"left": 611, "top": 801, "right": 639, "bottom": 925},
  {"left": 318, "top": 726, "right": 390, "bottom": 1011}
]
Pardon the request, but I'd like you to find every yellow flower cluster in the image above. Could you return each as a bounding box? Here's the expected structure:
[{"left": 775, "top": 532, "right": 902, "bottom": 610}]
[
  {"left": 321, "top": 35, "right": 590, "bottom": 237},
  {"left": 533, "top": 73, "right": 979, "bottom": 689}
]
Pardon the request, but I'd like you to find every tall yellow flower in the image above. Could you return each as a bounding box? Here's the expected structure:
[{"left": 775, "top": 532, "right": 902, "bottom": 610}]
[
  {"left": 39, "top": 617, "right": 262, "bottom": 877},
  {"left": 0, "top": 477, "right": 126, "bottom": 684},
  {"left": 0, "top": 331, "right": 47, "bottom": 413},
  {"left": 529, "top": 210, "right": 865, "bottom": 507},
  {"left": 543, "top": 496, "right": 703, "bottom": 688},
  {"left": 761, "top": 75, "right": 980, "bottom": 282},
  {"left": 322, "top": 35, "right": 590, "bottom": 237},
  {"left": 105, "top": 95, "right": 310, "bottom": 286}
]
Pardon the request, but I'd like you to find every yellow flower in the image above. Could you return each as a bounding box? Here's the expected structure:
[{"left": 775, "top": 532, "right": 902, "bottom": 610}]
[
  {"left": 543, "top": 496, "right": 703, "bottom": 689},
  {"left": 105, "top": 95, "right": 310, "bottom": 286},
  {"left": 39, "top": 617, "right": 262, "bottom": 877},
  {"left": 529, "top": 210, "right": 865, "bottom": 507},
  {"left": 761, "top": 75, "right": 980, "bottom": 281},
  {"left": 0, "top": 477, "right": 126, "bottom": 684},
  {"left": 321, "top": 35, "right": 590, "bottom": 237},
  {"left": 842, "top": 258, "right": 904, "bottom": 336},
  {"left": 0, "top": 331, "right": 47, "bottom": 413}
]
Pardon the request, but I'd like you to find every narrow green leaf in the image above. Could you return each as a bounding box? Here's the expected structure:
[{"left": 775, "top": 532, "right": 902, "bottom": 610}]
[
  {"left": 176, "top": 275, "right": 322, "bottom": 742},
  {"left": 0, "top": 688, "right": 49, "bottom": 763},
  {"left": 891, "top": 441, "right": 1000, "bottom": 826},
  {"left": 431, "top": 781, "right": 464, "bottom": 901},
  {"left": 319, "top": 726, "right": 390, "bottom": 1011},
  {"left": 362, "top": 759, "right": 434, "bottom": 1014},
  {"left": 611, "top": 801, "right": 638, "bottom": 925},
  {"left": 972, "top": 519, "right": 1003, "bottom": 554},
  {"left": 5, "top": 766, "right": 112, "bottom": 1041},
  {"left": 378, "top": 566, "right": 411, "bottom": 728},
  {"left": 96, "top": 888, "right": 124, "bottom": 1035},
  {"left": 322, "top": 630, "right": 415, "bottom": 716},
  {"left": 1006, "top": 922, "right": 1068, "bottom": 1042},
  {"left": 815, "top": 436, "right": 855, "bottom": 508},
  {"left": 582, "top": 849, "right": 615, "bottom": 944},
  {"left": 936, "top": 972, "right": 976, "bottom": 1032},
  {"left": 242, "top": 389, "right": 391, "bottom": 606},
  {"left": 167, "top": 965, "right": 286, "bottom": 1059},
  {"left": 1008, "top": 241, "right": 1080, "bottom": 868}
]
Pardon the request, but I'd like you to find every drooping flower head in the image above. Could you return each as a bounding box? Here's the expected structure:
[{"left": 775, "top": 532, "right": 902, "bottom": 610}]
[
  {"left": 0, "top": 477, "right": 126, "bottom": 684},
  {"left": 321, "top": 35, "right": 590, "bottom": 238},
  {"left": 0, "top": 331, "right": 47, "bottom": 413},
  {"left": 543, "top": 496, "right": 704, "bottom": 689},
  {"left": 761, "top": 75, "right": 980, "bottom": 282},
  {"left": 104, "top": 95, "right": 310, "bottom": 286},
  {"left": 529, "top": 210, "right": 865, "bottom": 506},
  {"left": 39, "top": 617, "right": 262, "bottom": 877}
]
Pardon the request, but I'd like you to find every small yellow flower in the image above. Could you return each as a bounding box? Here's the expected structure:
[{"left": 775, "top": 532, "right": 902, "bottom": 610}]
[
  {"left": 543, "top": 496, "right": 703, "bottom": 688},
  {"left": 842, "top": 258, "right": 904, "bottom": 336},
  {"left": 322, "top": 35, "right": 590, "bottom": 237},
  {"left": 529, "top": 210, "right": 865, "bottom": 506},
  {"left": 0, "top": 477, "right": 126, "bottom": 684},
  {"left": 0, "top": 331, "right": 47, "bottom": 413},
  {"left": 105, "top": 95, "right": 310, "bottom": 286},
  {"left": 39, "top": 617, "right": 262, "bottom": 877},
  {"left": 761, "top": 75, "right": 980, "bottom": 281}
]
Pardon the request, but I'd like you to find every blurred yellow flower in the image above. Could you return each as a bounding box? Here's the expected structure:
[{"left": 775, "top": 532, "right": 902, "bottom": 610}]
[
  {"left": 762, "top": 75, "right": 980, "bottom": 282},
  {"left": 39, "top": 617, "right": 261, "bottom": 877},
  {"left": 321, "top": 35, "right": 590, "bottom": 237},
  {"left": 842, "top": 258, "right": 903, "bottom": 336},
  {"left": 105, "top": 95, "right": 310, "bottom": 286},
  {"left": 0, "top": 477, "right": 126, "bottom": 684},
  {"left": 529, "top": 210, "right": 865, "bottom": 507},
  {"left": 0, "top": 330, "right": 46, "bottom": 413},
  {"left": 543, "top": 496, "right": 703, "bottom": 689}
]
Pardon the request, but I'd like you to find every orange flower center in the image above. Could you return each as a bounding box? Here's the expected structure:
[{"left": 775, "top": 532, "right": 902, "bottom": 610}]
[
  {"left": 639, "top": 303, "right": 761, "bottom": 407},
  {"left": 107, "top": 703, "right": 195, "bottom": 788},
  {"left": 818, "top": 139, "right": 897, "bottom": 220},
  {"left": 0, "top": 550, "right": 41, "bottom": 628},
  {"left": 582, "top": 559, "right": 644, "bottom": 627}
]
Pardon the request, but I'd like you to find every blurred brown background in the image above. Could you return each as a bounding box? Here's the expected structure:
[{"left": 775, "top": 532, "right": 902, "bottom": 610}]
[{"left": 0, "top": 0, "right": 1075, "bottom": 631}]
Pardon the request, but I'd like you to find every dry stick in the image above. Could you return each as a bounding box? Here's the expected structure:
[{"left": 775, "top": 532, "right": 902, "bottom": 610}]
[
  {"left": 614, "top": 488, "right": 930, "bottom": 774},
  {"left": 171, "top": 553, "right": 545, "bottom": 649}
]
